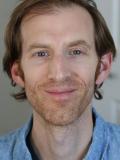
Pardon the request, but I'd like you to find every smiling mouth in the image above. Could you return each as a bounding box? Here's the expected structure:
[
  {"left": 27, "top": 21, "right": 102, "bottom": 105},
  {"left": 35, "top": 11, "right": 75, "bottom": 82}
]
[{"left": 45, "top": 89, "right": 77, "bottom": 100}]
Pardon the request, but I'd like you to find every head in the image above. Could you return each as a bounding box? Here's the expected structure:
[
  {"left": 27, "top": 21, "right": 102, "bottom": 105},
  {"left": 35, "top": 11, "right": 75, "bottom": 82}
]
[
  {"left": 3, "top": 0, "right": 116, "bottom": 125},
  {"left": 3, "top": 0, "right": 116, "bottom": 100}
]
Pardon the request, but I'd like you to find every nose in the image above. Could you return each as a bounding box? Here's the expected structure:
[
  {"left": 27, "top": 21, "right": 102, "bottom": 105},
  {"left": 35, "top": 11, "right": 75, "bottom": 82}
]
[{"left": 47, "top": 55, "right": 71, "bottom": 81}]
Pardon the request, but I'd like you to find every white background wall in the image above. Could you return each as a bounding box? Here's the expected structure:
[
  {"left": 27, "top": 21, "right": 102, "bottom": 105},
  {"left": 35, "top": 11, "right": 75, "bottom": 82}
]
[
  {"left": 0, "top": 0, "right": 120, "bottom": 135},
  {"left": 94, "top": 0, "right": 120, "bottom": 123},
  {"left": 0, "top": 0, "right": 32, "bottom": 135}
]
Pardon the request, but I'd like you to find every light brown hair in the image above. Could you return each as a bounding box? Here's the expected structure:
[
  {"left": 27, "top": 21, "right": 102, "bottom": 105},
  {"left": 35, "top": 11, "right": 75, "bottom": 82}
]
[{"left": 3, "top": 0, "right": 116, "bottom": 100}]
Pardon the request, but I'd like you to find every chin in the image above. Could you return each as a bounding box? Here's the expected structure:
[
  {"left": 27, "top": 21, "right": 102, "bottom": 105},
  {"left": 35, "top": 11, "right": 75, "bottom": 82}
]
[{"left": 35, "top": 103, "right": 86, "bottom": 127}]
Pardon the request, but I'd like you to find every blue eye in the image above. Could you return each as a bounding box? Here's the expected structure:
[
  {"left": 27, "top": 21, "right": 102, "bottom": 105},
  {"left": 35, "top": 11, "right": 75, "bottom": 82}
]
[
  {"left": 69, "top": 49, "right": 82, "bottom": 56},
  {"left": 73, "top": 50, "right": 82, "bottom": 55},
  {"left": 34, "top": 51, "right": 49, "bottom": 57}
]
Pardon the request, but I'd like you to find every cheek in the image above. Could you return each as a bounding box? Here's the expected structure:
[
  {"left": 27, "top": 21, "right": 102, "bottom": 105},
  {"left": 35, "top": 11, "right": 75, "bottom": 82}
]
[
  {"left": 21, "top": 63, "right": 48, "bottom": 84},
  {"left": 73, "top": 63, "right": 97, "bottom": 84}
]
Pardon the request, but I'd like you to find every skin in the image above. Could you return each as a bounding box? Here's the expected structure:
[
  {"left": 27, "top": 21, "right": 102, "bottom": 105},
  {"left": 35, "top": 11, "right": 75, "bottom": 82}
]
[{"left": 11, "top": 5, "right": 112, "bottom": 160}]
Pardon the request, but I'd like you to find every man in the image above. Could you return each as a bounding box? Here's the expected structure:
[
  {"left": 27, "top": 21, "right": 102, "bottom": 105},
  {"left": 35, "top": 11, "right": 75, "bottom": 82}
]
[{"left": 1, "top": 0, "right": 120, "bottom": 159}]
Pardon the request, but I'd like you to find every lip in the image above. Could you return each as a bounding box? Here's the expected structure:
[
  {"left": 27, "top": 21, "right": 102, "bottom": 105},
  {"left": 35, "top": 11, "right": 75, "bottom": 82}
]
[{"left": 45, "top": 88, "right": 77, "bottom": 100}]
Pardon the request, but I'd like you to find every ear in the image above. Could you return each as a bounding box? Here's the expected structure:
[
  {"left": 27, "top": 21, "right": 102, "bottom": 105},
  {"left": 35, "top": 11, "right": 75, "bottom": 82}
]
[
  {"left": 96, "top": 53, "right": 113, "bottom": 85},
  {"left": 11, "top": 62, "right": 25, "bottom": 88}
]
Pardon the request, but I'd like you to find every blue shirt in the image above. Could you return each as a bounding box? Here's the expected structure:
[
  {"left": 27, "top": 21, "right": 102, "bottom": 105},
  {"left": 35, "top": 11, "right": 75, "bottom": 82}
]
[{"left": 0, "top": 110, "right": 120, "bottom": 160}]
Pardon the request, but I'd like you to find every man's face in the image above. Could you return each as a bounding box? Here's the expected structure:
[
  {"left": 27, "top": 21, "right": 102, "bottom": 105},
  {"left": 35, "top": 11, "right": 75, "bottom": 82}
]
[{"left": 16, "top": 6, "right": 99, "bottom": 125}]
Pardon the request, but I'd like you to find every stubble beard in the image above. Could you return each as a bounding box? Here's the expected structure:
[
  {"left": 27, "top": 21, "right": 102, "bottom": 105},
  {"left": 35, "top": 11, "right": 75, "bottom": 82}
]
[{"left": 25, "top": 78, "right": 94, "bottom": 127}]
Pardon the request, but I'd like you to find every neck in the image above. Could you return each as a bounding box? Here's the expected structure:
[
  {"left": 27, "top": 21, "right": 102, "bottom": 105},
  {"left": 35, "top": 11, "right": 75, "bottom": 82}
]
[{"left": 30, "top": 107, "right": 93, "bottom": 160}]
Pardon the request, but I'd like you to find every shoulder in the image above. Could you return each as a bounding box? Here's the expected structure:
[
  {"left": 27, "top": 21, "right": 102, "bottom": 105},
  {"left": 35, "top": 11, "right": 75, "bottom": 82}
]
[
  {"left": 102, "top": 122, "right": 120, "bottom": 159},
  {"left": 93, "top": 109, "right": 120, "bottom": 148},
  {"left": 96, "top": 111, "right": 120, "bottom": 145},
  {"left": 105, "top": 122, "right": 120, "bottom": 144},
  {"left": 94, "top": 108, "right": 120, "bottom": 143},
  {"left": 0, "top": 128, "right": 22, "bottom": 159},
  {"left": 0, "top": 118, "right": 32, "bottom": 160},
  {"left": 92, "top": 109, "right": 120, "bottom": 159}
]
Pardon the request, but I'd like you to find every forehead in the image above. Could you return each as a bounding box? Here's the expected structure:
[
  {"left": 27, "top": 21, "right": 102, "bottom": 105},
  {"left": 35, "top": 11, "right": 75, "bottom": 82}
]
[{"left": 21, "top": 5, "right": 95, "bottom": 46}]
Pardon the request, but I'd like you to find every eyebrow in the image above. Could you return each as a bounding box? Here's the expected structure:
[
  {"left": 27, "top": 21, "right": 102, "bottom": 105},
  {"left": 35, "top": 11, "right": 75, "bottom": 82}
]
[
  {"left": 68, "top": 40, "right": 91, "bottom": 49},
  {"left": 28, "top": 43, "right": 50, "bottom": 52},
  {"left": 27, "top": 39, "right": 91, "bottom": 52}
]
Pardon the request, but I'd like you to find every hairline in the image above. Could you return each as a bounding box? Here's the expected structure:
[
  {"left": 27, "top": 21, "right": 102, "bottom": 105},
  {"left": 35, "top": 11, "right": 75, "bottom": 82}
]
[{"left": 20, "top": 4, "right": 96, "bottom": 57}]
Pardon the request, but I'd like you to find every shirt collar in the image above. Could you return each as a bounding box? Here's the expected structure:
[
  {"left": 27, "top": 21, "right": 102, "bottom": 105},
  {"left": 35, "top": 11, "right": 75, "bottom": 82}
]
[
  {"left": 85, "top": 108, "right": 108, "bottom": 160},
  {"left": 13, "top": 118, "right": 33, "bottom": 160}
]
